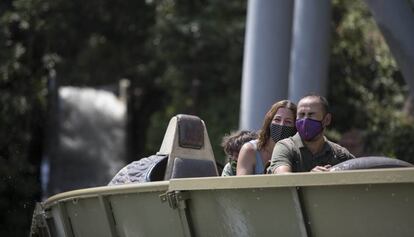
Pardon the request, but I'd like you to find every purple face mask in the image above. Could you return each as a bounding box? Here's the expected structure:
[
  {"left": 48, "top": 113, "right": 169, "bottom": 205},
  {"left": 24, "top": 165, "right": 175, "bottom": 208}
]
[{"left": 295, "top": 118, "right": 323, "bottom": 141}]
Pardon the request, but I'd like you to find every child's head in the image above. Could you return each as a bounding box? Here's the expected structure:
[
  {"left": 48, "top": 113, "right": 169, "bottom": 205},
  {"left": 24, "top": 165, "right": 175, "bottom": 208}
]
[{"left": 221, "top": 130, "right": 257, "bottom": 161}]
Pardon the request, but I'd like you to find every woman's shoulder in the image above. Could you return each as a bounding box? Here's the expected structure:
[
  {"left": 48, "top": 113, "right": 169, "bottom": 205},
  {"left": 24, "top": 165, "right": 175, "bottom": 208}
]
[
  {"left": 241, "top": 139, "right": 258, "bottom": 150},
  {"left": 239, "top": 140, "right": 258, "bottom": 156}
]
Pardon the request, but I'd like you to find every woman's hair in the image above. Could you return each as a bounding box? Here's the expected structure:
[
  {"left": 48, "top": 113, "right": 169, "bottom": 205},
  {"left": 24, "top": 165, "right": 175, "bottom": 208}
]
[
  {"left": 257, "top": 100, "right": 297, "bottom": 150},
  {"left": 221, "top": 130, "right": 257, "bottom": 161}
]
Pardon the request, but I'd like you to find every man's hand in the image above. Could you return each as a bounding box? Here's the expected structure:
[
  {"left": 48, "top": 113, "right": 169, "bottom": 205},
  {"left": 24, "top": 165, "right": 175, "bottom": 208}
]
[{"left": 311, "top": 165, "right": 331, "bottom": 172}]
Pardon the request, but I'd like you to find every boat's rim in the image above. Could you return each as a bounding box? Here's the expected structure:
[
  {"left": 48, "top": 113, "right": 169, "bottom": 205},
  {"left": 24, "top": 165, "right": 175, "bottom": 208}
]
[{"left": 41, "top": 167, "right": 414, "bottom": 208}]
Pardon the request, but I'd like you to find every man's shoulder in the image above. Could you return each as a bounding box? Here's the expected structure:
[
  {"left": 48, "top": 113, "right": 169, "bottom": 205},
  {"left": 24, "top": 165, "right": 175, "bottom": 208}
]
[
  {"left": 277, "top": 136, "right": 296, "bottom": 147},
  {"left": 325, "top": 139, "right": 355, "bottom": 159},
  {"left": 273, "top": 136, "right": 299, "bottom": 157},
  {"left": 269, "top": 136, "right": 299, "bottom": 173},
  {"left": 326, "top": 139, "right": 346, "bottom": 151}
]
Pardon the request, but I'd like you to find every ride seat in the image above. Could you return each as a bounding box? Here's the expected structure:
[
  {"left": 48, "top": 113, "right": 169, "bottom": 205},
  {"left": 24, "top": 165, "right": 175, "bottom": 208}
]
[{"left": 157, "top": 114, "right": 219, "bottom": 180}]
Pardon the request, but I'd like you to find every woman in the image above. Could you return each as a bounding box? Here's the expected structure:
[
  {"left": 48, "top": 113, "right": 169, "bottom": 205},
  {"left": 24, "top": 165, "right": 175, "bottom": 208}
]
[{"left": 236, "top": 100, "right": 297, "bottom": 175}]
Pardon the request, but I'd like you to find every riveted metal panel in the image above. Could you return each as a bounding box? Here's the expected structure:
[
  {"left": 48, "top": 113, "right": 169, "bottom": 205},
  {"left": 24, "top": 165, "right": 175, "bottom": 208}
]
[
  {"left": 301, "top": 183, "right": 414, "bottom": 237},
  {"left": 109, "top": 190, "right": 185, "bottom": 237}
]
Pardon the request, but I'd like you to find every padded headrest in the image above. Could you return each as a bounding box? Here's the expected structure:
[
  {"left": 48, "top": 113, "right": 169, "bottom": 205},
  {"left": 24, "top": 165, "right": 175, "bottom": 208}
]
[
  {"left": 177, "top": 115, "right": 204, "bottom": 149},
  {"left": 157, "top": 114, "right": 218, "bottom": 180}
]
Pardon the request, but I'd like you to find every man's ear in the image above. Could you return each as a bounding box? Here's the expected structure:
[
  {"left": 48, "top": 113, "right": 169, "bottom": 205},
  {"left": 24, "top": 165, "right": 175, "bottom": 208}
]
[{"left": 323, "top": 113, "right": 332, "bottom": 127}]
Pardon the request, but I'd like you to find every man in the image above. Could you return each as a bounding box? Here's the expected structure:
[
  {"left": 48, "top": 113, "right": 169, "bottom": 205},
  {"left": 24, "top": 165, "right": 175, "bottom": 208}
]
[{"left": 267, "top": 94, "right": 355, "bottom": 173}]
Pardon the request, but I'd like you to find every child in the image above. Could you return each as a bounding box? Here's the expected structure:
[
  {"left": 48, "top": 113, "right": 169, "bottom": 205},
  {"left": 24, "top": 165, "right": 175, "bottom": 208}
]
[{"left": 221, "top": 130, "right": 257, "bottom": 176}]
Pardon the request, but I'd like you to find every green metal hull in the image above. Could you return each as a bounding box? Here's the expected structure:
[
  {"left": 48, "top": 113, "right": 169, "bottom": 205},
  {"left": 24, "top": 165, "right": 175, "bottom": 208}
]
[{"left": 31, "top": 167, "right": 414, "bottom": 237}]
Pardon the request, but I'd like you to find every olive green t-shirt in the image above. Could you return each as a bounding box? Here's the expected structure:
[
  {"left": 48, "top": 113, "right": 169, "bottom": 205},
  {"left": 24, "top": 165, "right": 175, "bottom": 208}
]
[{"left": 267, "top": 133, "right": 355, "bottom": 173}]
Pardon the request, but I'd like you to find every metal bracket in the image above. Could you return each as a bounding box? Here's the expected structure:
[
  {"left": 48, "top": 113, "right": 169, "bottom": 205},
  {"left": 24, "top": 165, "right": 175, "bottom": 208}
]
[
  {"left": 160, "top": 191, "right": 193, "bottom": 237},
  {"left": 160, "top": 191, "right": 190, "bottom": 209}
]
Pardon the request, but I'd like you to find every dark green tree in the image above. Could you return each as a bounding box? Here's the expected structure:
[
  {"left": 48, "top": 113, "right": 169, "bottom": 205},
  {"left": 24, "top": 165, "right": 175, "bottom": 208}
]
[
  {"left": 0, "top": 0, "right": 49, "bottom": 235},
  {"left": 328, "top": 0, "right": 411, "bottom": 158},
  {"left": 24, "top": 0, "right": 161, "bottom": 162},
  {"left": 145, "top": 0, "right": 247, "bottom": 163}
]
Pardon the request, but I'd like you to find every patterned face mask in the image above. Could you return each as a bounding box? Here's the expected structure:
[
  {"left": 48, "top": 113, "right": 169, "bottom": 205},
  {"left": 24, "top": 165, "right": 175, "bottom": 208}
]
[{"left": 270, "top": 123, "right": 297, "bottom": 143}]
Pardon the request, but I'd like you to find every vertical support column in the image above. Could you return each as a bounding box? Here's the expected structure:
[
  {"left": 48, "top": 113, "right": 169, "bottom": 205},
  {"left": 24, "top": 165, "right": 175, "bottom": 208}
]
[
  {"left": 290, "top": 188, "right": 309, "bottom": 237},
  {"left": 288, "top": 0, "right": 332, "bottom": 104},
  {"left": 364, "top": 0, "right": 414, "bottom": 97},
  {"left": 57, "top": 203, "right": 74, "bottom": 237},
  {"left": 99, "top": 196, "right": 118, "bottom": 237},
  {"left": 240, "top": 0, "right": 294, "bottom": 130}
]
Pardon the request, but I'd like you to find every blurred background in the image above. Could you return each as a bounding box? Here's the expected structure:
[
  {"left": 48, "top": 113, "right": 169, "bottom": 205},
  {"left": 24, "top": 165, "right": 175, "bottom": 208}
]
[{"left": 1, "top": 0, "right": 414, "bottom": 236}]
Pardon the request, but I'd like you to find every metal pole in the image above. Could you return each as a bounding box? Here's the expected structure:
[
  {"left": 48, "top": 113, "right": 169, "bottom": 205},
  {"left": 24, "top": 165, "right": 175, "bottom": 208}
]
[
  {"left": 240, "top": 0, "right": 294, "bottom": 130},
  {"left": 288, "top": 0, "right": 331, "bottom": 104}
]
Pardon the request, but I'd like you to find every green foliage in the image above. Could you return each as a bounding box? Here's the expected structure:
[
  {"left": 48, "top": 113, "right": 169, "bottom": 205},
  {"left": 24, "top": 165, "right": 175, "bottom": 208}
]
[
  {"left": 0, "top": 1, "right": 47, "bottom": 235},
  {"left": 145, "top": 0, "right": 246, "bottom": 163},
  {"left": 329, "top": 0, "right": 410, "bottom": 158},
  {"left": 34, "top": 0, "right": 156, "bottom": 86},
  {"left": 387, "top": 122, "right": 414, "bottom": 164}
]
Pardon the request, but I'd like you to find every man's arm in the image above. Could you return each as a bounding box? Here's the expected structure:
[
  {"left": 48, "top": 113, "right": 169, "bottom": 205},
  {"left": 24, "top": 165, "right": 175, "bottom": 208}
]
[
  {"left": 267, "top": 141, "right": 294, "bottom": 174},
  {"left": 274, "top": 165, "right": 292, "bottom": 173}
]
